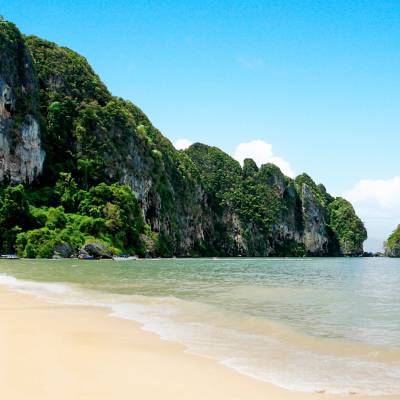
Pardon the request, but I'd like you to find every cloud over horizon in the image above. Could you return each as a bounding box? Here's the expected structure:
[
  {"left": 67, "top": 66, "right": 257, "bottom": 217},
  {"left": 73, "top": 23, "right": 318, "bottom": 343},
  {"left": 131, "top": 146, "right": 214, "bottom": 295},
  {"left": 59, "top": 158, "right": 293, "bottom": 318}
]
[
  {"left": 174, "top": 138, "right": 193, "bottom": 150},
  {"left": 344, "top": 177, "right": 400, "bottom": 252},
  {"left": 233, "top": 139, "right": 294, "bottom": 177}
]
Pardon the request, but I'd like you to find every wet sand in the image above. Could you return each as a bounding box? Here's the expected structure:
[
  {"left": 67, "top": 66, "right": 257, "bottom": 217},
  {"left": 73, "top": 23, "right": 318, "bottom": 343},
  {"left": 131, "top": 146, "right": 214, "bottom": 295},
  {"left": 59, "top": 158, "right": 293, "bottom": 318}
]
[{"left": 0, "top": 286, "right": 398, "bottom": 400}]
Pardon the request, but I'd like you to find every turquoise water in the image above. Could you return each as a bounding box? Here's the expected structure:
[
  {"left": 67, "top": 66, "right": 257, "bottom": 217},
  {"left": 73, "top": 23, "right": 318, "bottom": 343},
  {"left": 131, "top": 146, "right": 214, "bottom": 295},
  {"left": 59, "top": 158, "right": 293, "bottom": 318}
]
[{"left": 1, "top": 257, "right": 399, "bottom": 395}]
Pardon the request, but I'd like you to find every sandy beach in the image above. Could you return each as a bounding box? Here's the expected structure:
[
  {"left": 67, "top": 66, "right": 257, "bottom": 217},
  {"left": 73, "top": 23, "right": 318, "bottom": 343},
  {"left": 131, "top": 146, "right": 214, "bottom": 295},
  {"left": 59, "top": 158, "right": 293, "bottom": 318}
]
[{"left": 0, "top": 286, "right": 398, "bottom": 400}]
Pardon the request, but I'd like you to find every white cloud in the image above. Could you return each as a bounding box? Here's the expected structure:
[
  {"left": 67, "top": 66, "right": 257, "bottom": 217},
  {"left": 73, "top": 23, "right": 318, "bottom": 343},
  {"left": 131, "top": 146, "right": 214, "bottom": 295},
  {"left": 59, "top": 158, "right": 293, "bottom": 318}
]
[
  {"left": 344, "top": 177, "right": 400, "bottom": 252},
  {"left": 233, "top": 139, "right": 294, "bottom": 177},
  {"left": 174, "top": 138, "right": 193, "bottom": 150}
]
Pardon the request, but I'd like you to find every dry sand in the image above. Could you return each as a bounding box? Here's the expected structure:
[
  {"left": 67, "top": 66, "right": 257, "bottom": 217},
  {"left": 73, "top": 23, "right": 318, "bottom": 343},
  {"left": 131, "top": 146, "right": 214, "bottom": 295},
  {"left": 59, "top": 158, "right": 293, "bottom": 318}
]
[{"left": 0, "top": 286, "right": 398, "bottom": 400}]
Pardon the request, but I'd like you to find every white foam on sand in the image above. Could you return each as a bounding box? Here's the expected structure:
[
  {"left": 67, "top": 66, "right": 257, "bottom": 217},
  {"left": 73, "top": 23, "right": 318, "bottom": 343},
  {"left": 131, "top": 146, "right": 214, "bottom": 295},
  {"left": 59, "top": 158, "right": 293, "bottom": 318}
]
[
  {"left": 1, "top": 273, "right": 400, "bottom": 396},
  {"left": 0, "top": 273, "right": 70, "bottom": 295}
]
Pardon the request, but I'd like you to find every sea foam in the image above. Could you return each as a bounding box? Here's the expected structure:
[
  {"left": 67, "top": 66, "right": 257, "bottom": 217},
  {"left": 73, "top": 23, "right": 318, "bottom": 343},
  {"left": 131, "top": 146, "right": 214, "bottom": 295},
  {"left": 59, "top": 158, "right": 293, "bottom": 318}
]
[{"left": 1, "top": 258, "right": 400, "bottom": 396}]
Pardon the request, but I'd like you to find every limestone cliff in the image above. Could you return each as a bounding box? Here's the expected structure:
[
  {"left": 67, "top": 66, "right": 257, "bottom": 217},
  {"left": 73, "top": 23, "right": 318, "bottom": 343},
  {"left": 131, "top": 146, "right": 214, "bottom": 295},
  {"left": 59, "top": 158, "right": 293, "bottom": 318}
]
[
  {"left": 384, "top": 225, "right": 400, "bottom": 257},
  {"left": 0, "top": 19, "right": 44, "bottom": 184},
  {"left": 0, "top": 19, "right": 367, "bottom": 257}
]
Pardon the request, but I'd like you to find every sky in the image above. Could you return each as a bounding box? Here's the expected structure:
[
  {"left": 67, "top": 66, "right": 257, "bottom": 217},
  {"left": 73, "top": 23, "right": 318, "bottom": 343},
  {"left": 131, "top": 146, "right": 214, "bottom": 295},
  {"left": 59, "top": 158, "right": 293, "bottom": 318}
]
[{"left": 1, "top": 0, "right": 399, "bottom": 251}]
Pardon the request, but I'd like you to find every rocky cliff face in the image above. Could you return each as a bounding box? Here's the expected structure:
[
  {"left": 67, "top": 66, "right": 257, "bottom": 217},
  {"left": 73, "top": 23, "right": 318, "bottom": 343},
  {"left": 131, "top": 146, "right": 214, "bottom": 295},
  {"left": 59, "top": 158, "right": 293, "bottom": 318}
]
[
  {"left": 0, "top": 111, "right": 44, "bottom": 183},
  {"left": 384, "top": 225, "right": 400, "bottom": 257},
  {"left": 0, "top": 20, "right": 44, "bottom": 184},
  {"left": 185, "top": 145, "right": 366, "bottom": 256},
  {"left": 0, "top": 19, "right": 367, "bottom": 257},
  {"left": 297, "top": 183, "right": 329, "bottom": 253}
]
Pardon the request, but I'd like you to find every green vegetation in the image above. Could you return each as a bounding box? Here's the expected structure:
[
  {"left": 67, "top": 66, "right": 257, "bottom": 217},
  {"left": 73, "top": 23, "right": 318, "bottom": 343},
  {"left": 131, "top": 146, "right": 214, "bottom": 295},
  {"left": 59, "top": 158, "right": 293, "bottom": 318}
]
[
  {"left": 23, "top": 35, "right": 111, "bottom": 182},
  {"left": 0, "top": 18, "right": 368, "bottom": 258},
  {"left": 0, "top": 19, "right": 39, "bottom": 136},
  {"left": 294, "top": 174, "right": 333, "bottom": 207},
  {"left": 328, "top": 198, "right": 367, "bottom": 255},
  {"left": 384, "top": 225, "right": 400, "bottom": 257},
  {"left": 185, "top": 145, "right": 287, "bottom": 236},
  {"left": 0, "top": 175, "right": 145, "bottom": 258},
  {"left": 0, "top": 185, "right": 32, "bottom": 253}
]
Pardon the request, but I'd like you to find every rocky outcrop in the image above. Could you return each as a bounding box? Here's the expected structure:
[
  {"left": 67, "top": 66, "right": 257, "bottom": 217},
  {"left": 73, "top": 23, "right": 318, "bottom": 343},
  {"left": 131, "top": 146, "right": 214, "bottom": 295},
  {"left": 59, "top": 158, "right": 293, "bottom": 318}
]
[
  {"left": 0, "top": 20, "right": 45, "bottom": 184},
  {"left": 298, "top": 182, "right": 329, "bottom": 254},
  {"left": 0, "top": 18, "right": 367, "bottom": 257},
  {"left": 0, "top": 112, "right": 44, "bottom": 183},
  {"left": 54, "top": 242, "right": 73, "bottom": 258},
  {"left": 385, "top": 246, "right": 400, "bottom": 258},
  {"left": 384, "top": 225, "right": 400, "bottom": 257},
  {"left": 82, "top": 243, "right": 113, "bottom": 259},
  {"left": 0, "top": 79, "right": 15, "bottom": 118},
  {"left": 328, "top": 197, "right": 367, "bottom": 256}
]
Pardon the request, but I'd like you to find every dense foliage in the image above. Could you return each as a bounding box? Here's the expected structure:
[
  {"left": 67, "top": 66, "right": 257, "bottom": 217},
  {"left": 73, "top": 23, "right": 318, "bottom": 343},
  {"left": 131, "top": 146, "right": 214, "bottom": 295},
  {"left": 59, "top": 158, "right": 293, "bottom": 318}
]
[
  {"left": 23, "top": 35, "right": 111, "bottom": 182},
  {"left": 0, "top": 18, "right": 39, "bottom": 135},
  {"left": 0, "top": 175, "right": 145, "bottom": 257},
  {"left": 328, "top": 198, "right": 367, "bottom": 255},
  {"left": 185, "top": 145, "right": 288, "bottom": 234},
  {"left": 24, "top": 34, "right": 208, "bottom": 256},
  {"left": 186, "top": 146, "right": 367, "bottom": 256},
  {"left": 0, "top": 18, "right": 368, "bottom": 258}
]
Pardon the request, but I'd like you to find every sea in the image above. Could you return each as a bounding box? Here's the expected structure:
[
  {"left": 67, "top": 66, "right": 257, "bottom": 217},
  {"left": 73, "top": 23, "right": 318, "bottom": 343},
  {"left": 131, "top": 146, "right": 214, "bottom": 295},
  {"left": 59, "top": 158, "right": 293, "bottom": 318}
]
[{"left": 0, "top": 257, "right": 399, "bottom": 396}]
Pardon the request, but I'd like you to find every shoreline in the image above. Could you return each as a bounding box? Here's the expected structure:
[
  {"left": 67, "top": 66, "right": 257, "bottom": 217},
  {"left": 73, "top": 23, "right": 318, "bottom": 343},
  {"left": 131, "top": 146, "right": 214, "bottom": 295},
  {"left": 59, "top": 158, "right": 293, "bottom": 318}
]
[
  {"left": 0, "top": 285, "right": 398, "bottom": 399},
  {"left": 0, "top": 254, "right": 391, "bottom": 263}
]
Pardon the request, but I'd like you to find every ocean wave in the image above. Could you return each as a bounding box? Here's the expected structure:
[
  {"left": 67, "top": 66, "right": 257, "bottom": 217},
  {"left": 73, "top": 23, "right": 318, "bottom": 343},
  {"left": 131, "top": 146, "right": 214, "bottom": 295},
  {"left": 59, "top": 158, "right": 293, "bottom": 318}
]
[
  {"left": 0, "top": 273, "right": 71, "bottom": 295},
  {"left": 1, "top": 272, "right": 400, "bottom": 396}
]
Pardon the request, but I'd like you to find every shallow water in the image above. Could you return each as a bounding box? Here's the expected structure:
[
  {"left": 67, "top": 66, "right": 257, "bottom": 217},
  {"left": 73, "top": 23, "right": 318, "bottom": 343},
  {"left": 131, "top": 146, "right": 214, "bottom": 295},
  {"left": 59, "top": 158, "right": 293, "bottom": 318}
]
[{"left": 0, "top": 257, "right": 399, "bottom": 395}]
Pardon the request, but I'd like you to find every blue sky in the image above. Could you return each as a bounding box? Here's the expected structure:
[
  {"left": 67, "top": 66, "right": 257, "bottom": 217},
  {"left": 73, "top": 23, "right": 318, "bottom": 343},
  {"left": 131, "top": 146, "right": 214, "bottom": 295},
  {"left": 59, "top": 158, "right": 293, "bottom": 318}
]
[{"left": 2, "top": 1, "right": 399, "bottom": 251}]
